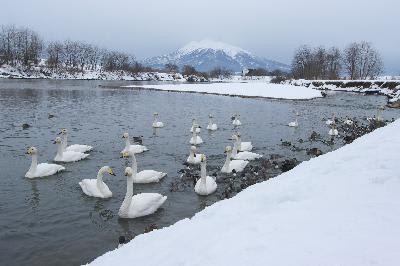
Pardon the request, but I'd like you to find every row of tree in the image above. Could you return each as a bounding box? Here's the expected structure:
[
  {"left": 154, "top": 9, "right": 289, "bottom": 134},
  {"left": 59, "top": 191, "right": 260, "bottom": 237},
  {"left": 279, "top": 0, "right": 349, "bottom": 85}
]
[
  {"left": 0, "top": 25, "right": 146, "bottom": 73},
  {"left": 291, "top": 42, "right": 383, "bottom": 80}
]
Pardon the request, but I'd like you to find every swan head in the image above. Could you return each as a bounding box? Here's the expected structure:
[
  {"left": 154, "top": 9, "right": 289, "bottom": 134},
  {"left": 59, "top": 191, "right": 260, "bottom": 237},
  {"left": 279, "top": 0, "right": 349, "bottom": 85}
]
[
  {"left": 153, "top": 112, "right": 159, "bottom": 116},
  {"left": 190, "top": 146, "right": 197, "bottom": 152},
  {"left": 53, "top": 137, "right": 62, "bottom": 144},
  {"left": 26, "top": 146, "right": 38, "bottom": 155},
  {"left": 124, "top": 167, "right": 134, "bottom": 177},
  {"left": 101, "top": 166, "right": 116, "bottom": 176},
  {"left": 208, "top": 114, "right": 213, "bottom": 118},
  {"left": 122, "top": 132, "right": 129, "bottom": 139},
  {"left": 120, "top": 151, "right": 131, "bottom": 158},
  {"left": 224, "top": 146, "right": 232, "bottom": 153},
  {"left": 58, "top": 128, "right": 67, "bottom": 135}
]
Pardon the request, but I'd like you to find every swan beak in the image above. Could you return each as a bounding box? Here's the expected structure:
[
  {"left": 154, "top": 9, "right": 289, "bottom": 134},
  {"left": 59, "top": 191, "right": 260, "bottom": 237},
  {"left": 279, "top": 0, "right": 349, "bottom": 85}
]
[
  {"left": 52, "top": 140, "right": 57, "bottom": 144},
  {"left": 25, "top": 151, "right": 30, "bottom": 155},
  {"left": 110, "top": 171, "right": 116, "bottom": 176}
]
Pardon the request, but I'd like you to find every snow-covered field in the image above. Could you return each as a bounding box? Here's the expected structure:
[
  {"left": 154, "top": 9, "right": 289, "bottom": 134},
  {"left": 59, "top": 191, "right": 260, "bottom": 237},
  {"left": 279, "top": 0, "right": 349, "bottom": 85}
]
[
  {"left": 89, "top": 119, "right": 400, "bottom": 266},
  {"left": 0, "top": 64, "right": 187, "bottom": 81},
  {"left": 290, "top": 79, "right": 400, "bottom": 103},
  {"left": 124, "top": 82, "right": 322, "bottom": 100}
]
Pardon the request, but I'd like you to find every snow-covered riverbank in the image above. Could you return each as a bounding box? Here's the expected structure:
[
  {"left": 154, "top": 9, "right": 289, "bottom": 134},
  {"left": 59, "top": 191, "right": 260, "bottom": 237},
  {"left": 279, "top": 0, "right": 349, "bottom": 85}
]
[
  {"left": 0, "top": 64, "right": 197, "bottom": 81},
  {"left": 89, "top": 119, "right": 400, "bottom": 266},
  {"left": 124, "top": 82, "right": 322, "bottom": 100},
  {"left": 290, "top": 79, "right": 400, "bottom": 104}
]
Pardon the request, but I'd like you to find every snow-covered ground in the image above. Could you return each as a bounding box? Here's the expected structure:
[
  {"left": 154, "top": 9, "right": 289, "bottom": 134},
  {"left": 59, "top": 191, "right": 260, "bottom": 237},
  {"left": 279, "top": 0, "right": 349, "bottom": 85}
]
[
  {"left": 89, "top": 119, "right": 400, "bottom": 266},
  {"left": 0, "top": 64, "right": 187, "bottom": 81},
  {"left": 124, "top": 82, "right": 322, "bottom": 100},
  {"left": 290, "top": 79, "right": 400, "bottom": 103}
]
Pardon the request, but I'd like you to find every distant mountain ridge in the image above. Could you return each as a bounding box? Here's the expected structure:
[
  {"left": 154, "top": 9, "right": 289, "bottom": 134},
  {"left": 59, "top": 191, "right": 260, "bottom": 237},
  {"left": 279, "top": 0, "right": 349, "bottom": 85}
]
[{"left": 141, "top": 40, "right": 290, "bottom": 73}]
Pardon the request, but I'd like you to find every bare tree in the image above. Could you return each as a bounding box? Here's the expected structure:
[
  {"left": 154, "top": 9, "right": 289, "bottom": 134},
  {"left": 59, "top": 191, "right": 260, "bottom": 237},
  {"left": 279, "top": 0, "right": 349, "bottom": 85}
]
[
  {"left": 326, "top": 47, "right": 341, "bottom": 79},
  {"left": 164, "top": 63, "right": 178, "bottom": 73},
  {"left": 182, "top": 65, "right": 197, "bottom": 76},
  {"left": 47, "top": 41, "right": 64, "bottom": 69}
]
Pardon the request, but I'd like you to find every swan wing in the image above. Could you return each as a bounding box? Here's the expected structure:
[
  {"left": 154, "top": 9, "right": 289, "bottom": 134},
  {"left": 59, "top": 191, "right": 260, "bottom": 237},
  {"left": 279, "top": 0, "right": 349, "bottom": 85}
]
[
  {"left": 234, "top": 151, "right": 262, "bottom": 161},
  {"left": 66, "top": 144, "right": 93, "bottom": 153},
  {"left": 230, "top": 160, "right": 249, "bottom": 172},
  {"left": 27, "top": 163, "right": 65, "bottom": 178},
  {"left": 135, "top": 170, "right": 166, "bottom": 183},
  {"left": 127, "top": 193, "right": 167, "bottom": 218}
]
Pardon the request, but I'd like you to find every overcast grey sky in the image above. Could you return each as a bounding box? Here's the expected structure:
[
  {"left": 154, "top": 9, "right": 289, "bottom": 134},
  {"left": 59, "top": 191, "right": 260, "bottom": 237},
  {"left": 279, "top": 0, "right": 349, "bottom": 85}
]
[{"left": 1, "top": 0, "right": 399, "bottom": 73}]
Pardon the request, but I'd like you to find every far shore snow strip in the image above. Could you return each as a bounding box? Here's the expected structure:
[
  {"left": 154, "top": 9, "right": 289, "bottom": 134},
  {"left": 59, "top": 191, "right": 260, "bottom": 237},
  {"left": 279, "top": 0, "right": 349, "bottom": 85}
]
[{"left": 123, "top": 82, "right": 323, "bottom": 100}]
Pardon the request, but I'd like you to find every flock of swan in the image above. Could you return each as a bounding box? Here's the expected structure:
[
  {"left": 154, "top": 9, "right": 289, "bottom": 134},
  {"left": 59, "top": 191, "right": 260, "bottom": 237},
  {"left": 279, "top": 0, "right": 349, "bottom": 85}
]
[
  {"left": 24, "top": 107, "right": 387, "bottom": 219},
  {"left": 24, "top": 112, "right": 263, "bottom": 219}
]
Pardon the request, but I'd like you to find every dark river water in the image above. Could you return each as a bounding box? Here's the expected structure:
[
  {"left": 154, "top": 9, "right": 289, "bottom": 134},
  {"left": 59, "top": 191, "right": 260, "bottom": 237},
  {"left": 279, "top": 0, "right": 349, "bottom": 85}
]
[{"left": 0, "top": 79, "right": 399, "bottom": 266}]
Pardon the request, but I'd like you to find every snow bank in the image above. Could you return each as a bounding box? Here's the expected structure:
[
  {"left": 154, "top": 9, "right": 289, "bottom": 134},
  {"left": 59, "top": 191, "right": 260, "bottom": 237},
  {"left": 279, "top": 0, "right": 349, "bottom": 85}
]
[
  {"left": 89, "top": 119, "right": 400, "bottom": 265},
  {"left": 0, "top": 64, "right": 187, "bottom": 81},
  {"left": 124, "top": 82, "right": 322, "bottom": 100}
]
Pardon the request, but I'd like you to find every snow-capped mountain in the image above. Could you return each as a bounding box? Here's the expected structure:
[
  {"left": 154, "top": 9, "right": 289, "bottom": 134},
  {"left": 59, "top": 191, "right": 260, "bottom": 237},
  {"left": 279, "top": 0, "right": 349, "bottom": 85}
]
[{"left": 141, "top": 40, "right": 290, "bottom": 73}]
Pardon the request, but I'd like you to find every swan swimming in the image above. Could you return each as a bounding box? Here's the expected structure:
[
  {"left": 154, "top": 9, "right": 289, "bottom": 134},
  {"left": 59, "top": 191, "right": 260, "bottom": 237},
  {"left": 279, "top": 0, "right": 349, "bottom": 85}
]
[
  {"left": 326, "top": 113, "right": 336, "bottom": 126},
  {"left": 232, "top": 113, "right": 241, "bottom": 126},
  {"left": 79, "top": 166, "right": 115, "bottom": 198},
  {"left": 121, "top": 132, "right": 149, "bottom": 155},
  {"left": 195, "top": 155, "right": 217, "bottom": 196},
  {"left": 25, "top": 147, "right": 65, "bottom": 178},
  {"left": 118, "top": 167, "right": 167, "bottom": 219},
  {"left": 189, "top": 124, "right": 203, "bottom": 145},
  {"left": 329, "top": 124, "right": 339, "bottom": 136},
  {"left": 190, "top": 119, "right": 201, "bottom": 133},
  {"left": 288, "top": 112, "right": 299, "bottom": 127},
  {"left": 232, "top": 135, "right": 262, "bottom": 161},
  {"left": 152, "top": 112, "right": 164, "bottom": 128},
  {"left": 206, "top": 114, "right": 218, "bottom": 131},
  {"left": 221, "top": 146, "right": 248, "bottom": 173},
  {"left": 59, "top": 128, "right": 93, "bottom": 153},
  {"left": 236, "top": 133, "right": 252, "bottom": 152},
  {"left": 53, "top": 137, "right": 89, "bottom": 162},
  {"left": 122, "top": 151, "right": 167, "bottom": 183},
  {"left": 186, "top": 146, "right": 204, "bottom": 164}
]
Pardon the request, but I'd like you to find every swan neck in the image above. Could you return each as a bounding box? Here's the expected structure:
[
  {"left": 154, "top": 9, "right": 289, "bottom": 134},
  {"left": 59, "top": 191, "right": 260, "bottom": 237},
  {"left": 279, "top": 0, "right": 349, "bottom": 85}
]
[
  {"left": 62, "top": 134, "right": 68, "bottom": 150},
  {"left": 237, "top": 136, "right": 242, "bottom": 149},
  {"left": 208, "top": 118, "right": 212, "bottom": 126},
  {"left": 96, "top": 169, "right": 104, "bottom": 186},
  {"left": 223, "top": 151, "right": 231, "bottom": 169},
  {"left": 200, "top": 161, "right": 207, "bottom": 182},
  {"left": 57, "top": 143, "right": 64, "bottom": 157},
  {"left": 29, "top": 154, "right": 38, "bottom": 173},
  {"left": 131, "top": 154, "right": 138, "bottom": 176},
  {"left": 125, "top": 138, "right": 131, "bottom": 150},
  {"left": 192, "top": 130, "right": 196, "bottom": 138},
  {"left": 189, "top": 149, "right": 194, "bottom": 159},
  {"left": 232, "top": 142, "right": 238, "bottom": 157}
]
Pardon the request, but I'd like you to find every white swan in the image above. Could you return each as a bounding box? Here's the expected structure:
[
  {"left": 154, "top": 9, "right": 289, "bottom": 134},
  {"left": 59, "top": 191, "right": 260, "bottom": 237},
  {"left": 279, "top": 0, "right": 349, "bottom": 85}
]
[
  {"left": 221, "top": 146, "right": 248, "bottom": 173},
  {"left": 190, "top": 119, "right": 201, "bottom": 133},
  {"left": 232, "top": 114, "right": 242, "bottom": 126},
  {"left": 122, "top": 151, "right": 167, "bottom": 183},
  {"left": 25, "top": 147, "right": 65, "bottom": 178},
  {"left": 189, "top": 125, "right": 203, "bottom": 145},
  {"left": 232, "top": 135, "right": 262, "bottom": 161},
  {"left": 195, "top": 155, "right": 217, "bottom": 196},
  {"left": 329, "top": 124, "right": 339, "bottom": 136},
  {"left": 59, "top": 128, "right": 93, "bottom": 153},
  {"left": 53, "top": 137, "right": 89, "bottom": 162},
  {"left": 288, "top": 118, "right": 299, "bottom": 127},
  {"left": 118, "top": 167, "right": 167, "bottom": 219},
  {"left": 152, "top": 112, "right": 164, "bottom": 128},
  {"left": 236, "top": 133, "right": 252, "bottom": 152},
  {"left": 326, "top": 113, "right": 336, "bottom": 126},
  {"left": 79, "top": 166, "right": 115, "bottom": 198},
  {"left": 206, "top": 114, "right": 218, "bottom": 131},
  {"left": 121, "top": 133, "right": 149, "bottom": 155},
  {"left": 288, "top": 112, "right": 299, "bottom": 127},
  {"left": 186, "top": 146, "right": 204, "bottom": 164}
]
